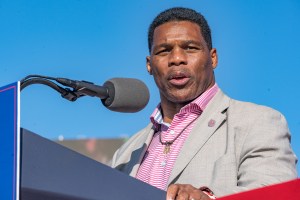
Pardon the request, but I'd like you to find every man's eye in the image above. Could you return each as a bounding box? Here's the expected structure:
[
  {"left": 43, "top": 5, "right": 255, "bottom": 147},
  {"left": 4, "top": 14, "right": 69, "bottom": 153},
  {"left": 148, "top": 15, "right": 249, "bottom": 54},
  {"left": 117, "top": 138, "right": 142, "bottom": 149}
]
[
  {"left": 186, "top": 46, "right": 199, "bottom": 50},
  {"left": 155, "top": 49, "right": 170, "bottom": 55}
]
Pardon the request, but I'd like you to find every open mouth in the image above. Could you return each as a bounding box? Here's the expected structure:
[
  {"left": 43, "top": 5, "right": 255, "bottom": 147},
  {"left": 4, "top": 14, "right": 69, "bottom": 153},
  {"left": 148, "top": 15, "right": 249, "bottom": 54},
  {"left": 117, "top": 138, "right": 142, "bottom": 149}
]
[{"left": 168, "top": 72, "right": 190, "bottom": 86}]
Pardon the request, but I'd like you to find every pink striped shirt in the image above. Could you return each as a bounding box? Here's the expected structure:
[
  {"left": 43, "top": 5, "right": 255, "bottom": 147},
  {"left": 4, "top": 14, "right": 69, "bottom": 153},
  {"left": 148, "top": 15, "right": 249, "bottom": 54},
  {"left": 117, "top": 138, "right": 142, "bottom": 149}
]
[{"left": 136, "top": 84, "right": 219, "bottom": 190}]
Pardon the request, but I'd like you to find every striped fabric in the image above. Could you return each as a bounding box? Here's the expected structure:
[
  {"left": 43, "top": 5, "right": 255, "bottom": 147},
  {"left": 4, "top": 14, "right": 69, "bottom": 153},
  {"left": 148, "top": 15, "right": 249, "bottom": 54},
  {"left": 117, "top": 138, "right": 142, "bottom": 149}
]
[{"left": 136, "top": 84, "right": 219, "bottom": 190}]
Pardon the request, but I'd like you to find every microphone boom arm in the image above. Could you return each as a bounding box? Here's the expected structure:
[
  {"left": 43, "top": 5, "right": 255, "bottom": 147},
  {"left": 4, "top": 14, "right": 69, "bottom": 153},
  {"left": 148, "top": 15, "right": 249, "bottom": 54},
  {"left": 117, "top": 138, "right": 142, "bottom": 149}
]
[{"left": 20, "top": 77, "right": 85, "bottom": 102}]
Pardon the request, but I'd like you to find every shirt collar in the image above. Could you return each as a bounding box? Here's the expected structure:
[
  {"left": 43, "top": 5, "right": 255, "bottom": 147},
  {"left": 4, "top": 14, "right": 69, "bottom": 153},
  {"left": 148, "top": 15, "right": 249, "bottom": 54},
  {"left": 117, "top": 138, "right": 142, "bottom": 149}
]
[{"left": 150, "top": 83, "right": 219, "bottom": 130}]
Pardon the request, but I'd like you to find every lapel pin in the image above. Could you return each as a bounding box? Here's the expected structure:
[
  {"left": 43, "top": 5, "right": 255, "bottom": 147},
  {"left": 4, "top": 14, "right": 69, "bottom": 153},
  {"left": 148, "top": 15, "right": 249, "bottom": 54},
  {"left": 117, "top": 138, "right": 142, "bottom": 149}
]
[{"left": 208, "top": 119, "right": 216, "bottom": 127}]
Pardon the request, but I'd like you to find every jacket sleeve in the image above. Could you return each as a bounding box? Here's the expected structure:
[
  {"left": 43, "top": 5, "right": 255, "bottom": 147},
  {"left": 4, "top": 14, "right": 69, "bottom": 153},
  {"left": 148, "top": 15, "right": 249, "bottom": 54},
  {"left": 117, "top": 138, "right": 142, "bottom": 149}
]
[{"left": 210, "top": 106, "right": 298, "bottom": 197}]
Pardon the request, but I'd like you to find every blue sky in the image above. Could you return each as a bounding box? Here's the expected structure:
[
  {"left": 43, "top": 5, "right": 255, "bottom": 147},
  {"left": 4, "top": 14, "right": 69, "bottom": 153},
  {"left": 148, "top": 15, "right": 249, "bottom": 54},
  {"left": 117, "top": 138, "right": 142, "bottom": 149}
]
[{"left": 0, "top": 0, "right": 299, "bottom": 173}]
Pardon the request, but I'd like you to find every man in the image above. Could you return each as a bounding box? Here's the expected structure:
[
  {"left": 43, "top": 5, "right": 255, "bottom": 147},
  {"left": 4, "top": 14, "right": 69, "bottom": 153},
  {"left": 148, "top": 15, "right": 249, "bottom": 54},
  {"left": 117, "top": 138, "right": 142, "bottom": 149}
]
[{"left": 111, "top": 7, "right": 297, "bottom": 200}]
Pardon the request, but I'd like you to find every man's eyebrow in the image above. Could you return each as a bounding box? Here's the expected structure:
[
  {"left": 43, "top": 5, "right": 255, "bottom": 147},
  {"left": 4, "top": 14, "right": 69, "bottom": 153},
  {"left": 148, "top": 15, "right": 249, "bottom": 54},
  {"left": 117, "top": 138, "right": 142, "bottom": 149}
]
[
  {"left": 182, "top": 40, "right": 203, "bottom": 46},
  {"left": 153, "top": 43, "right": 172, "bottom": 49},
  {"left": 157, "top": 40, "right": 203, "bottom": 47},
  {"left": 152, "top": 40, "right": 204, "bottom": 52}
]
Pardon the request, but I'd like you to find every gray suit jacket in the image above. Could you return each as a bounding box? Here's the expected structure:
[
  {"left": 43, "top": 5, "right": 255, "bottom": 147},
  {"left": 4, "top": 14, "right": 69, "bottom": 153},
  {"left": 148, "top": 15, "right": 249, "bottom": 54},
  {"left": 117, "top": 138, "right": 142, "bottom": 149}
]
[{"left": 111, "top": 90, "right": 297, "bottom": 197}]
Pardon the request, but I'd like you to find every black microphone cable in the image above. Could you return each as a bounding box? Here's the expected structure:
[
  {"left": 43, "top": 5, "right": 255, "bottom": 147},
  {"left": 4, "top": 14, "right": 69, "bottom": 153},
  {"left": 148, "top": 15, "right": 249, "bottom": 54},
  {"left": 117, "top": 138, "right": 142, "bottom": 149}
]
[{"left": 20, "top": 75, "right": 85, "bottom": 102}]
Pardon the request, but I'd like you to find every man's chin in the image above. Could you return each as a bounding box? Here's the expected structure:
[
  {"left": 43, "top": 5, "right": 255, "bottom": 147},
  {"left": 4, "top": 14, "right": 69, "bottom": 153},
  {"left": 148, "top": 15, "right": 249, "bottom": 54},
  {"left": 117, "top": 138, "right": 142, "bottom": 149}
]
[{"left": 168, "top": 95, "right": 195, "bottom": 104}]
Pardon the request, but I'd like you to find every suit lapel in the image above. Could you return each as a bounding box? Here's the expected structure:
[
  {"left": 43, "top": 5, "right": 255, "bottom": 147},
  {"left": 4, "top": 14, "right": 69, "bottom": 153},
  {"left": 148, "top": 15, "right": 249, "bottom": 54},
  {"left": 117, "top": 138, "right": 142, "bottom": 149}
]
[
  {"left": 128, "top": 127, "right": 155, "bottom": 177},
  {"left": 168, "top": 90, "right": 230, "bottom": 185},
  {"left": 113, "top": 124, "right": 155, "bottom": 177}
]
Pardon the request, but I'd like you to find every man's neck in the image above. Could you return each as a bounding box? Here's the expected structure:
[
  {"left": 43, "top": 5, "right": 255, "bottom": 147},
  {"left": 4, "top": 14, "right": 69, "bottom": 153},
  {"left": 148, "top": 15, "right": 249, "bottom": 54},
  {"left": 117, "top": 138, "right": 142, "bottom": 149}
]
[
  {"left": 159, "top": 83, "right": 218, "bottom": 124},
  {"left": 160, "top": 100, "right": 190, "bottom": 124}
]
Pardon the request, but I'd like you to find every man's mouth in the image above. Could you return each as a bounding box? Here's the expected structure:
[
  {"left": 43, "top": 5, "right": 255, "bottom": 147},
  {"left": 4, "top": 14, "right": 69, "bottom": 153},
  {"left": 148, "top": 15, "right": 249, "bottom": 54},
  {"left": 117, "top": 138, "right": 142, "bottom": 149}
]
[{"left": 168, "top": 72, "right": 190, "bottom": 86}]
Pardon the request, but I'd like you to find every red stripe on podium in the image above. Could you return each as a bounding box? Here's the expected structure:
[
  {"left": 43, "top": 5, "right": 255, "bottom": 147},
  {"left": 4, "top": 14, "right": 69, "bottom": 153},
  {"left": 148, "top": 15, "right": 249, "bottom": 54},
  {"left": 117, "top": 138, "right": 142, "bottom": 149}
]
[{"left": 219, "top": 179, "right": 300, "bottom": 200}]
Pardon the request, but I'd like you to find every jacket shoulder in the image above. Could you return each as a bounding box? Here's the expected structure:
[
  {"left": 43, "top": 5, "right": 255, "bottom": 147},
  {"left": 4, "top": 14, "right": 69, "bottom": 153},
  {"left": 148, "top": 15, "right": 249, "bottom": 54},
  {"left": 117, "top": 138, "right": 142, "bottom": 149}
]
[{"left": 228, "top": 98, "right": 286, "bottom": 121}]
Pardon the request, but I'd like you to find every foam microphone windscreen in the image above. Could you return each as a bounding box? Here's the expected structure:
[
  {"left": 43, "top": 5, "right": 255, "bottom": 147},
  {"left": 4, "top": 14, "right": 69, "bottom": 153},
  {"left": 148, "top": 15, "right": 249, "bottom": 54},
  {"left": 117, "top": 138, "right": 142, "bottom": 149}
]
[{"left": 101, "top": 78, "right": 150, "bottom": 113}]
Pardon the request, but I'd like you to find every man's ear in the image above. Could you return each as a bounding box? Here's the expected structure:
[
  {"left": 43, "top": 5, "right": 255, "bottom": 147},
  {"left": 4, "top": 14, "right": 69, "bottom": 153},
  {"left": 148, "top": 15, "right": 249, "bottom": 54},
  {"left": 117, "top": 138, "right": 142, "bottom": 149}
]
[
  {"left": 210, "top": 48, "right": 218, "bottom": 69},
  {"left": 146, "top": 56, "right": 152, "bottom": 75}
]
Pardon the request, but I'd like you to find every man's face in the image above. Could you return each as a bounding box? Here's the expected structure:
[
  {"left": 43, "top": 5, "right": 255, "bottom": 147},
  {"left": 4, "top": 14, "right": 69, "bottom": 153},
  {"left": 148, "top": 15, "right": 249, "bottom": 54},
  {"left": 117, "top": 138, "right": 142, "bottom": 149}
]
[{"left": 147, "top": 21, "right": 218, "bottom": 104}]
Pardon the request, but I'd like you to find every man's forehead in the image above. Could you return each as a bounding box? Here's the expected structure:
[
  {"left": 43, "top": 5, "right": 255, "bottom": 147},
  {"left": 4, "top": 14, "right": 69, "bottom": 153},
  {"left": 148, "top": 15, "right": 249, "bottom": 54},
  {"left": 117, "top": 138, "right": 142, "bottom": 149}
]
[{"left": 152, "top": 21, "right": 203, "bottom": 44}]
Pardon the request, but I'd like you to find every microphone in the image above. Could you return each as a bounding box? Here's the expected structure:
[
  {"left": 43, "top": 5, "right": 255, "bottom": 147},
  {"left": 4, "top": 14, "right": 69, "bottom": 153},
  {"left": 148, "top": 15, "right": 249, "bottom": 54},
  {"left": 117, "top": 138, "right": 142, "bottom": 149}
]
[{"left": 56, "top": 77, "right": 150, "bottom": 113}]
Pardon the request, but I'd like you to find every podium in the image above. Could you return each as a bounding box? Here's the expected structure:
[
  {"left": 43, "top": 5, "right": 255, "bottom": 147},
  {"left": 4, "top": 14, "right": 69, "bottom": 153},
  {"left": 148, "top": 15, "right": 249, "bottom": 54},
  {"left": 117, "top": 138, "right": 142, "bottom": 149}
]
[
  {"left": 21, "top": 128, "right": 166, "bottom": 200},
  {"left": 0, "top": 82, "right": 165, "bottom": 200}
]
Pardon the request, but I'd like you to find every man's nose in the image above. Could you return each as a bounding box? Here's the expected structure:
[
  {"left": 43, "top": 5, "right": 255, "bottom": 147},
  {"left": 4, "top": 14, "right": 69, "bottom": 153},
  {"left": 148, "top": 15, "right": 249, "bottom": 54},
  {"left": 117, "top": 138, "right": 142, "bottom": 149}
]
[{"left": 168, "top": 47, "right": 187, "bottom": 67}]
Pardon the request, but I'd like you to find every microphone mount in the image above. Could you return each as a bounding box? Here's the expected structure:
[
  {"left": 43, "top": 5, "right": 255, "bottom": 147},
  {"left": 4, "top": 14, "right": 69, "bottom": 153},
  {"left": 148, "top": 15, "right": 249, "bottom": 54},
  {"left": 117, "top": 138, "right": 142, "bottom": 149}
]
[{"left": 20, "top": 75, "right": 90, "bottom": 102}]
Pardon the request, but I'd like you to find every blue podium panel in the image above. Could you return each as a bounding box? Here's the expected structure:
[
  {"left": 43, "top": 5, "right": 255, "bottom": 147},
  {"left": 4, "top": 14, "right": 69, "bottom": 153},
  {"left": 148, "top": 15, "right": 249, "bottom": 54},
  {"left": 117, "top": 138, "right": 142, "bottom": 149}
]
[{"left": 0, "top": 82, "right": 20, "bottom": 200}]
